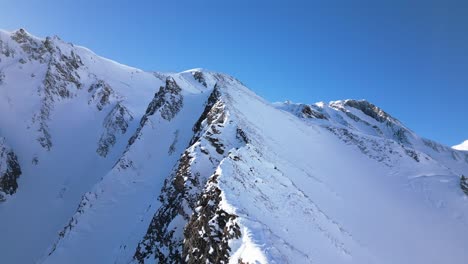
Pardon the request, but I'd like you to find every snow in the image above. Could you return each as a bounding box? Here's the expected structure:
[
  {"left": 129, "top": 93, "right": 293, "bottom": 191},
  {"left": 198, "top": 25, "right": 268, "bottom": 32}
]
[
  {"left": 0, "top": 29, "right": 468, "bottom": 264},
  {"left": 453, "top": 140, "right": 468, "bottom": 151}
]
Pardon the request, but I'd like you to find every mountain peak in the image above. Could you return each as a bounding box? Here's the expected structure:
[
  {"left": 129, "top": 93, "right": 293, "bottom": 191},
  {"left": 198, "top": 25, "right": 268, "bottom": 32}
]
[
  {"left": 1, "top": 29, "right": 468, "bottom": 264},
  {"left": 453, "top": 140, "right": 468, "bottom": 151}
]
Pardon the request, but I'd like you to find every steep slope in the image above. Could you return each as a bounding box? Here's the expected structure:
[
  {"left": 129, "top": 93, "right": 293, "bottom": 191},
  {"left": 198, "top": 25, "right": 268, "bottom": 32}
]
[
  {"left": 0, "top": 29, "right": 468, "bottom": 264},
  {"left": 0, "top": 28, "right": 162, "bottom": 263}
]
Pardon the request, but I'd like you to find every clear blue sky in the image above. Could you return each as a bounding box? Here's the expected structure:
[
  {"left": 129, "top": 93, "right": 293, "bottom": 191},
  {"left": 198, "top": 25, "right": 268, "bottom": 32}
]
[{"left": 1, "top": 0, "right": 467, "bottom": 146}]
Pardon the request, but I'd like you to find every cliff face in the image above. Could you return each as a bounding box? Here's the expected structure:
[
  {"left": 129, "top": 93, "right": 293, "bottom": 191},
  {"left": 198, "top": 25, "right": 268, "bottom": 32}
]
[
  {"left": 1, "top": 29, "right": 468, "bottom": 264},
  {"left": 0, "top": 138, "right": 21, "bottom": 201}
]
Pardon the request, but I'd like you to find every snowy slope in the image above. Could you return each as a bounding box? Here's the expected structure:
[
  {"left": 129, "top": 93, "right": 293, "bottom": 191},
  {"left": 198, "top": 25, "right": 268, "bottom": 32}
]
[
  {"left": 1, "top": 29, "right": 468, "bottom": 264},
  {"left": 453, "top": 140, "right": 468, "bottom": 151}
]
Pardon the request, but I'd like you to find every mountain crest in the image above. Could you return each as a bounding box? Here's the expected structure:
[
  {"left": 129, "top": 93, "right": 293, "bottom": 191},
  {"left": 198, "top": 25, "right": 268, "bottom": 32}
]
[{"left": 0, "top": 29, "right": 467, "bottom": 264}]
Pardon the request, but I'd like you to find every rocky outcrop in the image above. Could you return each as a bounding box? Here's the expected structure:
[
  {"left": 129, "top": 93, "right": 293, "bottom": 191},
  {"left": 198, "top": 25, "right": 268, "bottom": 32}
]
[
  {"left": 461, "top": 175, "right": 468, "bottom": 196},
  {"left": 10, "top": 29, "right": 48, "bottom": 62},
  {"left": 27, "top": 33, "right": 84, "bottom": 150},
  {"left": 343, "top": 100, "right": 393, "bottom": 123},
  {"left": 88, "top": 80, "right": 122, "bottom": 111},
  {"left": 133, "top": 87, "right": 224, "bottom": 263},
  {"left": 182, "top": 173, "right": 241, "bottom": 264},
  {"left": 97, "top": 103, "right": 134, "bottom": 157},
  {"left": 134, "top": 87, "right": 245, "bottom": 263},
  {"left": 193, "top": 71, "right": 207, "bottom": 87},
  {"left": 0, "top": 138, "right": 22, "bottom": 201},
  {"left": 301, "top": 105, "right": 327, "bottom": 120},
  {"left": 0, "top": 70, "right": 5, "bottom": 85},
  {"left": 127, "top": 77, "right": 183, "bottom": 147},
  {"left": 328, "top": 100, "right": 412, "bottom": 145}
]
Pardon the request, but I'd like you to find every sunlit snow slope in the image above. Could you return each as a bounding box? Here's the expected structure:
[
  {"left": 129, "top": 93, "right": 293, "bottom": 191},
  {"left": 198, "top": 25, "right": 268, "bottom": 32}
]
[
  {"left": 1, "top": 29, "right": 468, "bottom": 264},
  {"left": 453, "top": 140, "right": 468, "bottom": 151}
]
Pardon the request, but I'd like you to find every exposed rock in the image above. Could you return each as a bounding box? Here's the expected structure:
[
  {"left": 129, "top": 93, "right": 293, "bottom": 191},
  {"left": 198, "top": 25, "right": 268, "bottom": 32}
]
[
  {"left": 191, "top": 86, "right": 221, "bottom": 144},
  {"left": 302, "top": 105, "right": 327, "bottom": 120},
  {"left": 193, "top": 71, "right": 207, "bottom": 87},
  {"left": 182, "top": 173, "right": 241, "bottom": 264},
  {"left": 10, "top": 29, "right": 48, "bottom": 62},
  {"left": 127, "top": 77, "right": 183, "bottom": 148},
  {"left": 133, "top": 150, "right": 195, "bottom": 263},
  {"left": 168, "top": 130, "right": 179, "bottom": 155},
  {"left": 343, "top": 100, "right": 392, "bottom": 123},
  {"left": 393, "top": 127, "right": 410, "bottom": 145},
  {"left": 133, "top": 87, "right": 243, "bottom": 263},
  {"left": 0, "top": 70, "right": 5, "bottom": 85},
  {"left": 88, "top": 80, "right": 122, "bottom": 111},
  {"left": 236, "top": 128, "right": 249, "bottom": 144},
  {"left": 31, "top": 36, "right": 83, "bottom": 150},
  {"left": 96, "top": 103, "right": 134, "bottom": 157},
  {"left": 0, "top": 138, "right": 22, "bottom": 201},
  {"left": 460, "top": 175, "right": 468, "bottom": 196}
]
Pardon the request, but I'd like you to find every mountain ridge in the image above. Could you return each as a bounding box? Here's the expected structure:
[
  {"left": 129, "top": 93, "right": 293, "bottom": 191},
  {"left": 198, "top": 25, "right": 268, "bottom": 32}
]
[{"left": 1, "top": 29, "right": 468, "bottom": 264}]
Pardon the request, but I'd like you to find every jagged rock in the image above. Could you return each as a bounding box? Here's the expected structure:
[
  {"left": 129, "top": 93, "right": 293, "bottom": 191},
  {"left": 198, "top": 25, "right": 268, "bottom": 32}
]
[
  {"left": 25, "top": 34, "right": 84, "bottom": 150},
  {"left": 236, "top": 128, "right": 249, "bottom": 144},
  {"left": 461, "top": 175, "right": 468, "bottom": 196},
  {"left": 343, "top": 100, "right": 392, "bottom": 123},
  {"left": 96, "top": 103, "right": 134, "bottom": 157},
  {"left": 88, "top": 80, "right": 122, "bottom": 111},
  {"left": 10, "top": 29, "right": 48, "bottom": 62},
  {"left": 0, "top": 138, "right": 22, "bottom": 201},
  {"left": 191, "top": 86, "right": 221, "bottom": 143},
  {"left": 182, "top": 173, "right": 241, "bottom": 264},
  {"left": 127, "top": 77, "right": 183, "bottom": 147},
  {"left": 134, "top": 87, "right": 228, "bottom": 263},
  {"left": 168, "top": 130, "right": 179, "bottom": 155},
  {"left": 0, "top": 70, "right": 5, "bottom": 85},
  {"left": 302, "top": 105, "right": 327, "bottom": 120},
  {"left": 193, "top": 71, "right": 207, "bottom": 87}
]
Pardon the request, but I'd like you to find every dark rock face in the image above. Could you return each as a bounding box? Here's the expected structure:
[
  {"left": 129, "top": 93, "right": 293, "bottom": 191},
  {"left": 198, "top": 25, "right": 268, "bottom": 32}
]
[
  {"left": 461, "top": 175, "right": 468, "bottom": 196},
  {"left": 10, "top": 29, "right": 48, "bottom": 62},
  {"left": 4, "top": 29, "right": 85, "bottom": 150},
  {"left": 127, "top": 77, "right": 183, "bottom": 148},
  {"left": 329, "top": 100, "right": 412, "bottom": 145},
  {"left": 88, "top": 80, "right": 121, "bottom": 111},
  {"left": 0, "top": 70, "right": 5, "bottom": 85},
  {"left": 151, "top": 77, "right": 184, "bottom": 121},
  {"left": 96, "top": 103, "right": 134, "bottom": 157},
  {"left": 191, "top": 86, "right": 221, "bottom": 144},
  {"left": 134, "top": 88, "right": 224, "bottom": 263},
  {"left": 302, "top": 105, "right": 327, "bottom": 120},
  {"left": 0, "top": 139, "right": 22, "bottom": 201},
  {"left": 182, "top": 174, "right": 241, "bottom": 264},
  {"left": 193, "top": 71, "right": 207, "bottom": 87},
  {"left": 344, "top": 100, "right": 392, "bottom": 123},
  {"left": 134, "top": 149, "right": 196, "bottom": 263},
  {"left": 22, "top": 33, "right": 84, "bottom": 151},
  {"left": 134, "top": 87, "right": 243, "bottom": 263}
]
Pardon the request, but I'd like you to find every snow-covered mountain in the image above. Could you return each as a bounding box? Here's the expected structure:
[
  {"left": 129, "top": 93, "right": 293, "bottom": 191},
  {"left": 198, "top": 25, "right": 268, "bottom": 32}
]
[
  {"left": 453, "top": 140, "right": 468, "bottom": 151},
  {"left": 1, "top": 29, "right": 468, "bottom": 264}
]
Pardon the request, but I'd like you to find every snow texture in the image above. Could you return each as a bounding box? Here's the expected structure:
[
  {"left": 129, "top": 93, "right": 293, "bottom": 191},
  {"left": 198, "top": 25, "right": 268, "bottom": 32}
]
[{"left": 0, "top": 29, "right": 467, "bottom": 264}]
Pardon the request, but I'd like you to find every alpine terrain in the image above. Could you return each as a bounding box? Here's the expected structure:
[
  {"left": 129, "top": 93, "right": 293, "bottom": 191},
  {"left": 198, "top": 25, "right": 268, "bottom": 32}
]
[{"left": 1, "top": 29, "right": 467, "bottom": 264}]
